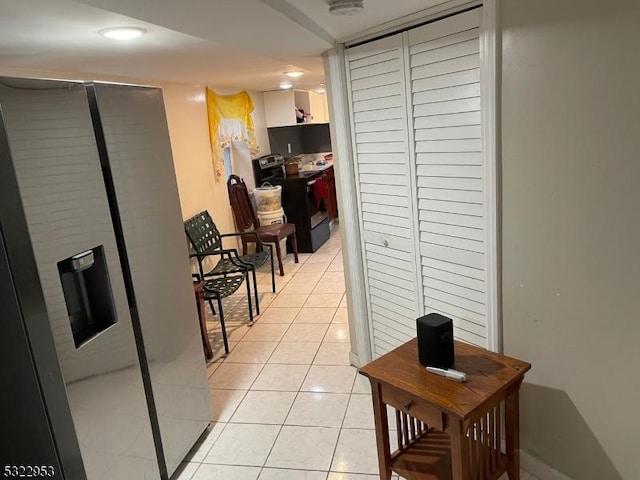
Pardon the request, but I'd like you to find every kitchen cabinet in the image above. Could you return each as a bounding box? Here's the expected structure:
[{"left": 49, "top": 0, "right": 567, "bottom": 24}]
[
  {"left": 264, "top": 90, "right": 329, "bottom": 127},
  {"left": 267, "top": 125, "right": 303, "bottom": 157},
  {"left": 322, "top": 166, "right": 338, "bottom": 220},
  {"left": 268, "top": 123, "right": 332, "bottom": 158},
  {"left": 295, "top": 91, "right": 329, "bottom": 123}
]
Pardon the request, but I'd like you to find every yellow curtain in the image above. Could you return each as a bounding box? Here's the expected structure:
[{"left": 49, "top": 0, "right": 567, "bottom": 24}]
[{"left": 206, "top": 88, "right": 260, "bottom": 182}]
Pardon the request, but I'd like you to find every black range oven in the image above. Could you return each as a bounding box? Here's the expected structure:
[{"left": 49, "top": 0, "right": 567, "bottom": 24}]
[
  {"left": 305, "top": 176, "right": 328, "bottom": 230},
  {"left": 272, "top": 172, "right": 329, "bottom": 253},
  {"left": 252, "top": 154, "right": 284, "bottom": 187}
]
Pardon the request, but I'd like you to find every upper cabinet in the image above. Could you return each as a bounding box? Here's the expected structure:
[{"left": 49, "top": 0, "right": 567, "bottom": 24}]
[{"left": 264, "top": 90, "right": 329, "bottom": 127}]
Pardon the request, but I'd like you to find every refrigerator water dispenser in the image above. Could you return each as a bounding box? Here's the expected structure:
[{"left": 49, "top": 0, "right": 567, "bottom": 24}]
[{"left": 58, "top": 246, "right": 117, "bottom": 347}]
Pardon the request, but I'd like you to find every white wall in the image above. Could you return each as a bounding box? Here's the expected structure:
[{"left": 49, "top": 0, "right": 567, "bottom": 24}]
[
  {"left": 160, "top": 84, "right": 236, "bottom": 236},
  {"left": 501, "top": 1, "right": 640, "bottom": 479}
]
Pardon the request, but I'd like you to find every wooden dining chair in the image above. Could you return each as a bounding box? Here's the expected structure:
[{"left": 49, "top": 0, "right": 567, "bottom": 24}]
[{"left": 227, "top": 174, "right": 299, "bottom": 276}]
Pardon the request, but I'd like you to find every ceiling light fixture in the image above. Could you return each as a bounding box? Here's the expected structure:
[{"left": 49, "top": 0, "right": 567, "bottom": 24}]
[
  {"left": 285, "top": 71, "right": 304, "bottom": 78},
  {"left": 279, "top": 82, "right": 293, "bottom": 89},
  {"left": 99, "top": 27, "right": 147, "bottom": 40},
  {"left": 314, "top": 88, "right": 326, "bottom": 94},
  {"left": 326, "top": 0, "right": 364, "bottom": 15}
]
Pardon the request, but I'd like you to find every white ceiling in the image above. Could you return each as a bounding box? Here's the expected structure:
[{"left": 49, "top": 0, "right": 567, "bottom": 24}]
[
  {"left": 0, "top": 0, "right": 446, "bottom": 91},
  {"left": 284, "top": 0, "right": 453, "bottom": 40}
]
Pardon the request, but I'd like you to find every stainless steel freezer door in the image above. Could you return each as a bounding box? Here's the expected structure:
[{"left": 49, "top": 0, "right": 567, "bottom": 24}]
[
  {"left": 0, "top": 78, "right": 161, "bottom": 480},
  {"left": 90, "top": 82, "right": 212, "bottom": 476}
]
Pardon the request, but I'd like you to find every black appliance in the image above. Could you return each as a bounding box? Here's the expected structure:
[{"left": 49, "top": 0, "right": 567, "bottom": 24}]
[
  {"left": 306, "top": 176, "right": 329, "bottom": 230},
  {"left": 253, "top": 153, "right": 285, "bottom": 186},
  {"left": 274, "top": 173, "right": 330, "bottom": 253},
  {"left": 416, "top": 313, "right": 455, "bottom": 369},
  {"left": 0, "top": 78, "right": 211, "bottom": 479}
]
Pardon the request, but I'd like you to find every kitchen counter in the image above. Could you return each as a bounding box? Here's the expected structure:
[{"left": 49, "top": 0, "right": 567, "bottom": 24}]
[{"left": 284, "top": 161, "right": 334, "bottom": 181}]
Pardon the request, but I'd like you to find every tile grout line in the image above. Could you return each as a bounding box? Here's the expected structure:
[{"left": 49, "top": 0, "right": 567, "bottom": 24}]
[{"left": 325, "top": 364, "right": 359, "bottom": 478}]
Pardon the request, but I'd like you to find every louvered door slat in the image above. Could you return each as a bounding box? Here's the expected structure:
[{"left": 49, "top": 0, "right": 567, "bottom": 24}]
[
  {"left": 421, "top": 255, "right": 485, "bottom": 281},
  {"left": 418, "top": 198, "right": 483, "bottom": 216},
  {"left": 412, "top": 69, "right": 480, "bottom": 93},
  {"left": 352, "top": 83, "right": 404, "bottom": 102},
  {"left": 356, "top": 142, "right": 406, "bottom": 154},
  {"left": 422, "top": 265, "right": 485, "bottom": 293},
  {"left": 410, "top": 39, "right": 479, "bottom": 67},
  {"left": 409, "top": 28, "right": 480, "bottom": 56},
  {"left": 414, "top": 125, "right": 481, "bottom": 141},
  {"left": 356, "top": 130, "right": 405, "bottom": 144},
  {"left": 354, "top": 107, "right": 405, "bottom": 123},
  {"left": 417, "top": 187, "right": 483, "bottom": 204},
  {"left": 413, "top": 84, "right": 481, "bottom": 106},
  {"left": 364, "top": 211, "right": 411, "bottom": 228},
  {"left": 362, "top": 203, "right": 410, "bottom": 218},
  {"left": 414, "top": 110, "right": 481, "bottom": 129},
  {"left": 419, "top": 210, "right": 484, "bottom": 229},
  {"left": 369, "top": 278, "right": 416, "bottom": 302},
  {"left": 362, "top": 192, "right": 409, "bottom": 207},
  {"left": 355, "top": 118, "right": 406, "bottom": 134},
  {"left": 353, "top": 95, "right": 404, "bottom": 112},
  {"left": 360, "top": 172, "right": 407, "bottom": 185},
  {"left": 368, "top": 268, "right": 416, "bottom": 292},
  {"left": 356, "top": 152, "right": 406, "bottom": 163},
  {"left": 365, "top": 221, "right": 411, "bottom": 239}
]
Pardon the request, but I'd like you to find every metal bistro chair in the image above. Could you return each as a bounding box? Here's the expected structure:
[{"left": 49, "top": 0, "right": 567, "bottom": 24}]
[
  {"left": 189, "top": 262, "right": 249, "bottom": 355},
  {"left": 184, "top": 211, "right": 274, "bottom": 315},
  {"left": 227, "top": 174, "right": 299, "bottom": 276}
]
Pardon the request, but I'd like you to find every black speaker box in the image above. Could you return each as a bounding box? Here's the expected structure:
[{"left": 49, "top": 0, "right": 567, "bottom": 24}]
[{"left": 416, "top": 313, "right": 454, "bottom": 368}]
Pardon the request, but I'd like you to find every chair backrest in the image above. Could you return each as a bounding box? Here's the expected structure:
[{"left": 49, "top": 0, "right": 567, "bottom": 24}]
[
  {"left": 227, "top": 174, "right": 259, "bottom": 231},
  {"left": 184, "top": 210, "right": 222, "bottom": 253}
]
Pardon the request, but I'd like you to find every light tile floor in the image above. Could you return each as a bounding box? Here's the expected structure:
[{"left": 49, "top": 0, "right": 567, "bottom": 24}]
[{"left": 174, "top": 226, "right": 537, "bottom": 480}]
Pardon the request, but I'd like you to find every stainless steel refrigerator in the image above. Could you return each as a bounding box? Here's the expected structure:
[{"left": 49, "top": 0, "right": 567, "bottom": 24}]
[{"left": 0, "top": 78, "right": 212, "bottom": 479}]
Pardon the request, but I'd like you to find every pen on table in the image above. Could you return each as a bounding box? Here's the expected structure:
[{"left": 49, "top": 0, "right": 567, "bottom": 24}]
[{"left": 426, "top": 366, "right": 467, "bottom": 382}]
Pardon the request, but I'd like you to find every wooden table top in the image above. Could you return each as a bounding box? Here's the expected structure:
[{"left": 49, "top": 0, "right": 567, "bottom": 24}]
[{"left": 359, "top": 339, "right": 530, "bottom": 420}]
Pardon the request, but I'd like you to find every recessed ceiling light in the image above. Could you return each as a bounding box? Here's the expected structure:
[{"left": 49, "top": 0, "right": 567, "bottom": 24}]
[
  {"left": 285, "top": 71, "right": 304, "bottom": 78},
  {"left": 314, "top": 88, "right": 326, "bottom": 94},
  {"left": 279, "top": 82, "right": 293, "bottom": 89},
  {"left": 99, "top": 27, "right": 147, "bottom": 40}
]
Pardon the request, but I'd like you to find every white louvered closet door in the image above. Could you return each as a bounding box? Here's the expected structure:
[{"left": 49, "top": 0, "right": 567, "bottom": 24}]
[
  {"left": 346, "top": 34, "right": 420, "bottom": 356},
  {"left": 407, "top": 9, "right": 488, "bottom": 346}
]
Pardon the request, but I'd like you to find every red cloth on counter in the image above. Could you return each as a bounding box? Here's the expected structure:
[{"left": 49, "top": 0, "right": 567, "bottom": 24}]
[{"left": 313, "top": 177, "right": 328, "bottom": 209}]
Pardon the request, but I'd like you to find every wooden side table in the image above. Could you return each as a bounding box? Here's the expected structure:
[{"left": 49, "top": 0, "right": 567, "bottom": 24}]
[
  {"left": 193, "top": 281, "right": 213, "bottom": 360},
  {"left": 359, "top": 339, "right": 530, "bottom": 480}
]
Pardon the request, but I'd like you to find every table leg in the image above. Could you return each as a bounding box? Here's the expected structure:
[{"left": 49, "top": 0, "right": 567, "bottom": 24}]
[
  {"left": 449, "top": 417, "right": 470, "bottom": 480},
  {"left": 370, "top": 381, "right": 392, "bottom": 480},
  {"left": 195, "top": 288, "right": 213, "bottom": 360},
  {"left": 505, "top": 386, "right": 521, "bottom": 480}
]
